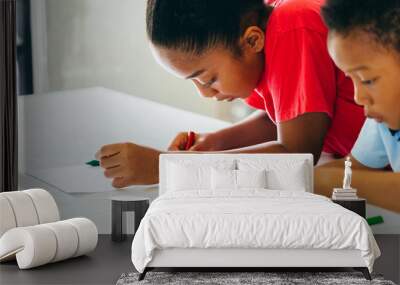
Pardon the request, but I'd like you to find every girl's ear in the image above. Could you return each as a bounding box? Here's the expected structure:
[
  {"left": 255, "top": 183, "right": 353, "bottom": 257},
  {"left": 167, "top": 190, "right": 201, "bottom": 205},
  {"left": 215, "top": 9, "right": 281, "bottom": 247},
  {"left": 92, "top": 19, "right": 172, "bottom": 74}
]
[{"left": 241, "top": 26, "right": 265, "bottom": 53}]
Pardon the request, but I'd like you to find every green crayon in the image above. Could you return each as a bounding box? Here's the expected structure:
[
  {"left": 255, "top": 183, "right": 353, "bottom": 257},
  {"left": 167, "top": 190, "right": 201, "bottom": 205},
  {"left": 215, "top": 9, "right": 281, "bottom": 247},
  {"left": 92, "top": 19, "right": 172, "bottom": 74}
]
[
  {"left": 86, "top": 160, "right": 100, "bottom": 167},
  {"left": 367, "top": 216, "right": 384, "bottom": 226}
]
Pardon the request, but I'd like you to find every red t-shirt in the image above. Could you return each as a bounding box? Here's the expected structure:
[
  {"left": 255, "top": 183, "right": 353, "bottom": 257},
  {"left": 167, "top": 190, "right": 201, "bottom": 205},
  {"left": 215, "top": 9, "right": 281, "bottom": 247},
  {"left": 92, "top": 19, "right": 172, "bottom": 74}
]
[{"left": 245, "top": 0, "right": 365, "bottom": 156}]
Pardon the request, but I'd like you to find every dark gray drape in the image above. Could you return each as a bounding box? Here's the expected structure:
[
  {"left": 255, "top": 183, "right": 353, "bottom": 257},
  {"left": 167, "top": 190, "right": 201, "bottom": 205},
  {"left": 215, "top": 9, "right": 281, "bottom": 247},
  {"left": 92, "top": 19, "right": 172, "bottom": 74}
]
[{"left": 0, "top": 0, "right": 18, "bottom": 192}]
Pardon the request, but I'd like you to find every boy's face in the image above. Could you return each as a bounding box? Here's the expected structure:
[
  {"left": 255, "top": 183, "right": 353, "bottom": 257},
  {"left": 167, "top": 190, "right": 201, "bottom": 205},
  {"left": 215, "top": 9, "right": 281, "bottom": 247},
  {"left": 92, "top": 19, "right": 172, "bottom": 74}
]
[
  {"left": 150, "top": 43, "right": 264, "bottom": 102},
  {"left": 328, "top": 30, "right": 400, "bottom": 129}
]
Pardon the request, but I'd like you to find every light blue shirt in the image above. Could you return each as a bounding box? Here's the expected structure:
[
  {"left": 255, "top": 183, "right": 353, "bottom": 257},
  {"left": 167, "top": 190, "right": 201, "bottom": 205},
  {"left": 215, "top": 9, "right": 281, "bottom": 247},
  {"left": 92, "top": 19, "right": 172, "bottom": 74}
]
[{"left": 352, "top": 118, "right": 400, "bottom": 171}]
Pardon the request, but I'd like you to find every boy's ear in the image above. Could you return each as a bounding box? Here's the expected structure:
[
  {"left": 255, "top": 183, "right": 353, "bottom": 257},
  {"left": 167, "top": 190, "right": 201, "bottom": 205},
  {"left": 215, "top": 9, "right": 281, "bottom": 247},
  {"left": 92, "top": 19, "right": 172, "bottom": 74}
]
[{"left": 241, "top": 26, "right": 265, "bottom": 53}]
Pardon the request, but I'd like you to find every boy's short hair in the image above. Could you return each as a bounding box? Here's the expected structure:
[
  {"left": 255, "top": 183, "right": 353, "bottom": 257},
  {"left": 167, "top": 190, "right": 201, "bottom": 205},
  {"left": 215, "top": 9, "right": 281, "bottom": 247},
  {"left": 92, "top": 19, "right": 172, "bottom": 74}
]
[
  {"left": 146, "top": 0, "right": 271, "bottom": 56},
  {"left": 321, "top": 0, "right": 400, "bottom": 52}
]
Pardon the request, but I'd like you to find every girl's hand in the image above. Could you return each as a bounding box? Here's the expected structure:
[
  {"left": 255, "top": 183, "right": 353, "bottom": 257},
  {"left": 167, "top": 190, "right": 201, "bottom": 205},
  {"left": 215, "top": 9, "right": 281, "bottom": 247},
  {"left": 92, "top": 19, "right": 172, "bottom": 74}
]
[
  {"left": 168, "top": 132, "right": 221, "bottom": 151},
  {"left": 95, "top": 142, "right": 161, "bottom": 188}
]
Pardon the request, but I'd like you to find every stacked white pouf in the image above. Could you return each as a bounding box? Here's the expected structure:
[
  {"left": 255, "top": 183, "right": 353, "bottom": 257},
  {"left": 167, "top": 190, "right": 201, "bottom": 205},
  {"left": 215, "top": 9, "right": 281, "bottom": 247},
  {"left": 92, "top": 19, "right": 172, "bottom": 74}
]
[{"left": 0, "top": 189, "right": 98, "bottom": 269}]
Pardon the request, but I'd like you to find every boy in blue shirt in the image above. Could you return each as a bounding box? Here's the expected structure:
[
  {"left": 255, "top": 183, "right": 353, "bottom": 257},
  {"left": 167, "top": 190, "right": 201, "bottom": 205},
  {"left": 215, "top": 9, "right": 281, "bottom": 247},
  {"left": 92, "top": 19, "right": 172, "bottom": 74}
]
[{"left": 315, "top": 0, "right": 400, "bottom": 213}]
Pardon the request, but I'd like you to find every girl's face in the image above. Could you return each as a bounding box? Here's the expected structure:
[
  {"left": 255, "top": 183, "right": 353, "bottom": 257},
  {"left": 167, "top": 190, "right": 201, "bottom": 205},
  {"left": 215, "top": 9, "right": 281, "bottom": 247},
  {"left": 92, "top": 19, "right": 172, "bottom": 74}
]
[
  {"left": 328, "top": 30, "right": 400, "bottom": 130},
  {"left": 150, "top": 41, "right": 265, "bottom": 102}
]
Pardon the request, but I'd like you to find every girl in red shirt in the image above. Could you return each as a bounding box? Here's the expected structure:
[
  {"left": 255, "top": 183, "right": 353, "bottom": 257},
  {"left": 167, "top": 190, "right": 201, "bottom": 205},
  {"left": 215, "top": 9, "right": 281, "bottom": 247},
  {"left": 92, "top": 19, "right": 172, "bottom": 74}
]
[{"left": 97, "top": 0, "right": 365, "bottom": 188}]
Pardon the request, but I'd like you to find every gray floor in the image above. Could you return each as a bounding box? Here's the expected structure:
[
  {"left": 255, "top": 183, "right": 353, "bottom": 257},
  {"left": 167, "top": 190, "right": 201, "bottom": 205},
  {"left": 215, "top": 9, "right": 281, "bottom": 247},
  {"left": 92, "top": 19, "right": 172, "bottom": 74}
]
[
  {"left": 0, "top": 235, "right": 134, "bottom": 285},
  {"left": 374, "top": 235, "right": 400, "bottom": 284},
  {"left": 1, "top": 235, "right": 399, "bottom": 285}
]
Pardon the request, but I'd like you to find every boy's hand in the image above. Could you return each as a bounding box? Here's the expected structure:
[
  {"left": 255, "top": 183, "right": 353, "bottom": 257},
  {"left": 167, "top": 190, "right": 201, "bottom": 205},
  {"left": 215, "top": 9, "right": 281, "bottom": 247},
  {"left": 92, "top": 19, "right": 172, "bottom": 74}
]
[
  {"left": 168, "top": 132, "right": 221, "bottom": 151},
  {"left": 95, "top": 142, "right": 161, "bottom": 188}
]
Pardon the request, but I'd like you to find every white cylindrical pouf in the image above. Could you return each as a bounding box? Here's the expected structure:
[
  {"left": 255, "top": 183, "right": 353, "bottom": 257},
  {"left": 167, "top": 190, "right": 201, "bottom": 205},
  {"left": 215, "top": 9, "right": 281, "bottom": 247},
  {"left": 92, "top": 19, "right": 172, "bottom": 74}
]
[
  {"left": 0, "top": 219, "right": 98, "bottom": 269},
  {"left": 24, "top": 189, "right": 60, "bottom": 224},
  {"left": 0, "top": 226, "right": 57, "bottom": 269},
  {"left": 65, "top": 218, "right": 98, "bottom": 257},
  {"left": 42, "top": 221, "right": 79, "bottom": 262},
  {"left": 1, "top": 192, "right": 39, "bottom": 227},
  {"left": 0, "top": 196, "right": 17, "bottom": 237},
  {"left": 0, "top": 188, "right": 98, "bottom": 269}
]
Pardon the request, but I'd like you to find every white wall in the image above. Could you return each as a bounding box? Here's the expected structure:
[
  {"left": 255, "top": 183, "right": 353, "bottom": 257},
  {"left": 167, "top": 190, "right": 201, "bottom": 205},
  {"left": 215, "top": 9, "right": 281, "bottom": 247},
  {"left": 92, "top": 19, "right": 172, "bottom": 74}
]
[{"left": 40, "top": 0, "right": 240, "bottom": 119}]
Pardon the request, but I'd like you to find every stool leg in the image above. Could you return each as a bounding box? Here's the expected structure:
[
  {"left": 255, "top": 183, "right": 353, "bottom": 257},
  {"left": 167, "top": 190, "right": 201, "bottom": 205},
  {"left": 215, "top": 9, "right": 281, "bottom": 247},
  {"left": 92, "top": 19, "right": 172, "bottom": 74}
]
[
  {"left": 133, "top": 200, "right": 149, "bottom": 234},
  {"left": 112, "top": 201, "right": 125, "bottom": 242}
]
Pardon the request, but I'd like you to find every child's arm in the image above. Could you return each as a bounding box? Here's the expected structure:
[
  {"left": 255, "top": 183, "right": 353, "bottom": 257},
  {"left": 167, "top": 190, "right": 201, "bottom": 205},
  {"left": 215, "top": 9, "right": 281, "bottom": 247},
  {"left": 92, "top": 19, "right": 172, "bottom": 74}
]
[
  {"left": 315, "top": 157, "right": 369, "bottom": 169},
  {"left": 168, "top": 110, "right": 277, "bottom": 151},
  {"left": 220, "top": 112, "right": 331, "bottom": 164},
  {"left": 97, "top": 111, "right": 329, "bottom": 188},
  {"left": 315, "top": 156, "right": 400, "bottom": 213},
  {"left": 97, "top": 111, "right": 277, "bottom": 187},
  {"left": 212, "top": 110, "right": 277, "bottom": 150}
]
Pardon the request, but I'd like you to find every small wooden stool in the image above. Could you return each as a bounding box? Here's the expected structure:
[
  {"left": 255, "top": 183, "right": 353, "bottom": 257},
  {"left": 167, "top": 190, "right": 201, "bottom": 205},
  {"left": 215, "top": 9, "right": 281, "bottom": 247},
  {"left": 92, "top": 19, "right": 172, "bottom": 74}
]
[{"left": 111, "top": 196, "right": 150, "bottom": 242}]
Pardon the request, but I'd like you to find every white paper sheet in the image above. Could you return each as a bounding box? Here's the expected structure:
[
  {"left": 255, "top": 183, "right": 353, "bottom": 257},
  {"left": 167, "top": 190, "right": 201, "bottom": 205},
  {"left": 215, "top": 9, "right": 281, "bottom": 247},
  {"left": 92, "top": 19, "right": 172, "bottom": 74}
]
[{"left": 29, "top": 165, "right": 157, "bottom": 193}]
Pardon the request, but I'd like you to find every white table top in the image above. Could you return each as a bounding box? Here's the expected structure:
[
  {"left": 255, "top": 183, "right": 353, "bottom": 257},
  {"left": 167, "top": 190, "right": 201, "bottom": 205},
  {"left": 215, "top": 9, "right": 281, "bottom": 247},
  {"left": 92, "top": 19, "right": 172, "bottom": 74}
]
[{"left": 20, "top": 87, "right": 230, "bottom": 194}]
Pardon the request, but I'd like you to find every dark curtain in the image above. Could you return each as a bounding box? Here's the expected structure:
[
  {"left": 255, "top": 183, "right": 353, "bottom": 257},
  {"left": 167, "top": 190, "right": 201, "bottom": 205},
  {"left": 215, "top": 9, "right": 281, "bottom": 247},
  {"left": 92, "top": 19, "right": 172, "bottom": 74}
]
[
  {"left": 16, "top": 0, "right": 33, "bottom": 95},
  {"left": 0, "top": 0, "right": 18, "bottom": 192}
]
